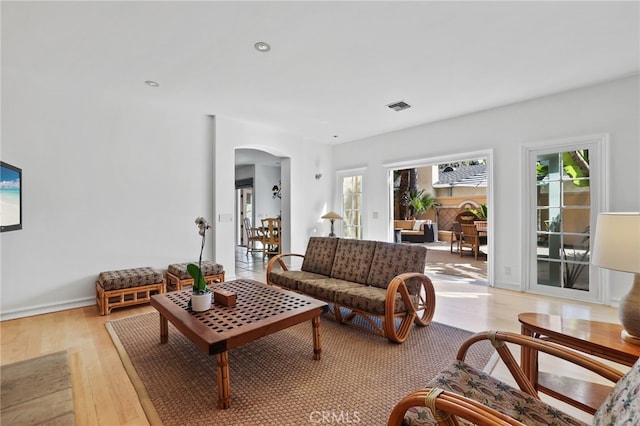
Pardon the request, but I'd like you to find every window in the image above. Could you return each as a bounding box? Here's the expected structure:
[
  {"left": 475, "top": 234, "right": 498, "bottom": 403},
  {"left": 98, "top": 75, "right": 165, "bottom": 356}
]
[
  {"left": 342, "top": 175, "right": 362, "bottom": 239},
  {"left": 536, "top": 150, "right": 591, "bottom": 291},
  {"left": 525, "top": 135, "right": 606, "bottom": 302}
]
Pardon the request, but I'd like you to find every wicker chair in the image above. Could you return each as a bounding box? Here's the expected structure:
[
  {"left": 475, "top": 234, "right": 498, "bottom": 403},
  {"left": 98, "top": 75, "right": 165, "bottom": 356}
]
[{"left": 388, "top": 331, "right": 638, "bottom": 426}]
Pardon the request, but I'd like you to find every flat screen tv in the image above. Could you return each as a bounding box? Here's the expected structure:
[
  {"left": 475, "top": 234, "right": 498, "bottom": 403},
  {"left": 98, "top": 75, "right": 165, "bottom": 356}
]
[{"left": 1, "top": 161, "right": 22, "bottom": 232}]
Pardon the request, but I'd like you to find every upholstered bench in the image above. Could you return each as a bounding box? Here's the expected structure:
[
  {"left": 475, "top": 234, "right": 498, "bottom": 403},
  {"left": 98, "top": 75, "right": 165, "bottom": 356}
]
[
  {"left": 96, "top": 267, "right": 165, "bottom": 315},
  {"left": 166, "top": 261, "right": 225, "bottom": 291}
]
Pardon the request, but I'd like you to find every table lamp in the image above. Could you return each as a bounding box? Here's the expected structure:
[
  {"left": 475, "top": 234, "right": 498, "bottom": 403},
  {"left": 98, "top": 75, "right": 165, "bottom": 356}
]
[
  {"left": 321, "top": 211, "right": 343, "bottom": 237},
  {"left": 592, "top": 212, "right": 640, "bottom": 345}
]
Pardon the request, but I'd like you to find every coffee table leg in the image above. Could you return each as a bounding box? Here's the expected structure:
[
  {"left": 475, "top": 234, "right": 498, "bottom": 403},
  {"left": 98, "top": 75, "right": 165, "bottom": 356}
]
[
  {"left": 312, "top": 316, "right": 322, "bottom": 361},
  {"left": 160, "top": 314, "right": 168, "bottom": 344},
  {"left": 216, "top": 351, "right": 231, "bottom": 409}
]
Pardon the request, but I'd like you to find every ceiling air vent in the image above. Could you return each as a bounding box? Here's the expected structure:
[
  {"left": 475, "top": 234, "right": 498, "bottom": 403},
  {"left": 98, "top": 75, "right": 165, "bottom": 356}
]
[{"left": 387, "top": 100, "right": 411, "bottom": 112}]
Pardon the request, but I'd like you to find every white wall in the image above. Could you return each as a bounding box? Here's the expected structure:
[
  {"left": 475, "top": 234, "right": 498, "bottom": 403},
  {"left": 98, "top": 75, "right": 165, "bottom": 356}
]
[
  {"left": 333, "top": 75, "right": 640, "bottom": 304},
  {"left": 1, "top": 68, "right": 216, "bottom": 319},
  {"left": 214, "top": 116, "right": 333, "bottom": 281},
  {"left": 254, "top": 164, "right": 282, "bottom": 221}
]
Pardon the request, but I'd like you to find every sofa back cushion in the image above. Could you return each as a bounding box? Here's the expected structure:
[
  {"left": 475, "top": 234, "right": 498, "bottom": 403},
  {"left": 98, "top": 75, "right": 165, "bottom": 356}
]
[
  {"left": 330, "top": 239, "right": 378, "bottom": 284},
  {"left": 366, "top": 242, "right": 427, "bottom": 290},
  {"left": 301, "top": 237, "right": 340, "bottom": 276}
]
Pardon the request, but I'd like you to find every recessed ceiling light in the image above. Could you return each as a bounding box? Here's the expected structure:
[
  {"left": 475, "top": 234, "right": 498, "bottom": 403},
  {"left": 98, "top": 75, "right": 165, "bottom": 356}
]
[
  {"left": 145, "top": 80, "right": 159, "bottom": 87},
  {"left": 254, "top": 42, "right": 271, "bottom": 52}
]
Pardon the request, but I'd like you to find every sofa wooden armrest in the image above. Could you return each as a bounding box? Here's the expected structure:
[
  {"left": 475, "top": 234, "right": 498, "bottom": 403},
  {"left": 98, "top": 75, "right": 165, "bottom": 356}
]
[
  {"left": 389, "top": 331, "right": 629, "bottom": 426},
  {"left": 265, "top": 252, "right": 305, "bottom": 275}
]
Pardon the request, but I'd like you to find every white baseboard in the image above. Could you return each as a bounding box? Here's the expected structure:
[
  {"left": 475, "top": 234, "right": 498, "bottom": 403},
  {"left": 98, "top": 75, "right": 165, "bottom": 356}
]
[{"left": 1, "top": 297, "right": 95, "bottom": 321}]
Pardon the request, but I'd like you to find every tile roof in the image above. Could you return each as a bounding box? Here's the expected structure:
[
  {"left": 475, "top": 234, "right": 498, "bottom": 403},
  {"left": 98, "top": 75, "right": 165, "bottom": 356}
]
[{"left": 433, "top": 164, "right": 487, "bottom": 188}]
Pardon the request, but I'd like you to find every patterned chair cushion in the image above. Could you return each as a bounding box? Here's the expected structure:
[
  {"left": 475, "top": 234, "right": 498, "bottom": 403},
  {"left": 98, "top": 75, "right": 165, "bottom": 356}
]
[
  {"left": 366, "top": 242, "right": 427, "bottom": 290},
  {"left": 298, "top": 278, "right": 364, "bottom": 302},
  {"left": 97, "top": 267, "right": 164, "bottom": 291},
  {"left": 330, "top": 239, "right": 377, "bottom": 284},
  {"left": 167, "top": 261, "right": 224, "bottom": 279},
  {"left": 333, "top": 284, "right": 415, "bottom": 315},
  {"left": 269, "top": 270, "right": 328, "bottom": 291},
  {"left": 403, "top": 360, "right": 587, "bottom": 426},
  {"left": 593, "top": 357, "right": 640, "bottom": 425},
  {"left": 301, "top": 237, "right": 339, "bottom": 276}
]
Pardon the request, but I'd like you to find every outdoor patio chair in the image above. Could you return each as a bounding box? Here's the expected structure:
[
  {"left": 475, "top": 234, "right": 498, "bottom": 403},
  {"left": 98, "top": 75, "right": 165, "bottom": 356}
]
[
  {"left": 450, "top": 222, "right": 462, "bottom": 254},
  {"left": 459, "top": 223, "right": 484, "bottom": 260},
  {"left": 388, "top": 330, "right": 637, "bottom": 426}
]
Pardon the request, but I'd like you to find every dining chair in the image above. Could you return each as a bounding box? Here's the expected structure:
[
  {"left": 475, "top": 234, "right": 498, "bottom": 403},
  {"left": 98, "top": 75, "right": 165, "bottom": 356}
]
[
  {"left": 243, "top": 217, "right": 263, "bottom": 256},
  {"left": 260, "top": 217, "right": 281, "bottom": 259}
]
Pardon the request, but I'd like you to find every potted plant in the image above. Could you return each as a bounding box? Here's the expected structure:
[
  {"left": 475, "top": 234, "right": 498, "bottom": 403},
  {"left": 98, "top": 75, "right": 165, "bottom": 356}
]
[
  {"left": 466, "top": 203, "right": 488, "bottom": 220},
  {"left": 188, "top": 216, "right": 212, "bottom": 312},
  {"left": 408, "top": 188, "right": 440, "bottom": 219}
]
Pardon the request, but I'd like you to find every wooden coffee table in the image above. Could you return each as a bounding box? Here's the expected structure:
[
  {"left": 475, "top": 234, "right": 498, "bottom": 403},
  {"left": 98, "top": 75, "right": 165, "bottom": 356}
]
[
  {"left": 518, "top": 312, "right": 640, "bottom": 414},
  {"left": 151, "top": 278, "right": 328, "bottom": 409}
]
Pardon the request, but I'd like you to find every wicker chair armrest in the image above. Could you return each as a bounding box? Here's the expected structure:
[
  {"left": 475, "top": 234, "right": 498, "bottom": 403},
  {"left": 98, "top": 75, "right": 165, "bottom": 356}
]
[
  {"left": 265, "top": 253, "right": 305, "bottom": 284},
  {"left": 388, "top": 387, "right": 525, "bottom": 426},
  {"left": 457, "top": 331, "right": 625, "bottom": 397}
]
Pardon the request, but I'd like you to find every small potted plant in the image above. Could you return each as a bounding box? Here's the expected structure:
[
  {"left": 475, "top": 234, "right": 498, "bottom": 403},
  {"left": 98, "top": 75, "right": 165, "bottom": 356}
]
[{"left": 188, "top": 217, "right": 212, "bottom": 312}]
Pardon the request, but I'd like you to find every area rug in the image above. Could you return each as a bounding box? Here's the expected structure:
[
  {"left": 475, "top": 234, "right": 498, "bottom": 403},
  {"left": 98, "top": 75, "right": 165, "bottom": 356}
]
[
  {"left": 1, "top": 350, "right": 75, "bottom": 425},
  {"left": 107, "top": 312, "right": 495, "bottom": 425}
]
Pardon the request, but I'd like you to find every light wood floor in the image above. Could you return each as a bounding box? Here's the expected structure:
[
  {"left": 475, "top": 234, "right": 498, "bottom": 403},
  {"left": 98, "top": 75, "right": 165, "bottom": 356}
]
[{"left": 1, "top": 247, "right": 622, "bottom": 425}]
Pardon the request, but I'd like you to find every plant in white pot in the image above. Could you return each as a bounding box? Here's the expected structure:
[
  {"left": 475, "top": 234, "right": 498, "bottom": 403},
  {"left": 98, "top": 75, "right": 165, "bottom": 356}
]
[{"left": 188, "top": 216, "right": 212, "bottom": 312}]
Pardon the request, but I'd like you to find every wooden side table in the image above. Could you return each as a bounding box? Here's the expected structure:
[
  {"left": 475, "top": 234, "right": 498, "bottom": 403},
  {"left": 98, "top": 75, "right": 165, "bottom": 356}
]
[{"left": 518, "top": 312, "right": 640, "bottom": 414}]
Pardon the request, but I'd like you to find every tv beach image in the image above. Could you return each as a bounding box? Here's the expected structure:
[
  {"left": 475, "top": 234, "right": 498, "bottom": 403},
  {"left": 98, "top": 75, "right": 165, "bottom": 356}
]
[{"left": 0, "top": 167, "right": 20, "bottom": 227}]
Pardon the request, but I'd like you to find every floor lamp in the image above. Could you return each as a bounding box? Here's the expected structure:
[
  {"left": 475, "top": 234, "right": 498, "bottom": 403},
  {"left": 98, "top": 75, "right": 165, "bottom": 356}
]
[
  {"left": 321, "top": 211, "right": 342, "bottom": 237},
  {"left": 592, "top": 212, "right": 640, "bottom": 345}
]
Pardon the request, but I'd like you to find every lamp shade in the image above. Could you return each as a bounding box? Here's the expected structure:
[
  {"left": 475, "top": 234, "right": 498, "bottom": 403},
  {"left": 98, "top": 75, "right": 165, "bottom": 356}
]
[
  {"left": 592, "top": 212, "right": 640, "bottom": 274},
  {"left": 321, "top": 211, "right": 343, "bottom": 220}
]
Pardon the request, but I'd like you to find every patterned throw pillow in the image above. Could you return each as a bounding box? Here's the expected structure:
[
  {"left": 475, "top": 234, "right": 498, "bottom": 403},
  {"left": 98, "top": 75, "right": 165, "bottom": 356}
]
[{"left": 593, "top": 357, "right": 640, "bottom": 425}]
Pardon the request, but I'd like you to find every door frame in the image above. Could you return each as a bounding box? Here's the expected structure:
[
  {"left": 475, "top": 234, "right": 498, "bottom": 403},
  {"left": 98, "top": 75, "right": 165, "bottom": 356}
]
[
  {"left": 521, "top": 134, "right": 609, "bottom": 303},
  {"left": 384, "top": 148, "right": 494, "bottom": 287}
]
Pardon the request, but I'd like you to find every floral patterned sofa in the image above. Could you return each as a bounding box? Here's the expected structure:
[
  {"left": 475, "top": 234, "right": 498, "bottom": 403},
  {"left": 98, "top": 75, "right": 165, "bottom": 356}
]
[
  {"left": 266, "top": 237, "right": 435, "bottom": 343},
  {"left": 388, "top": 330, "right": 639, "bottom": 426}
]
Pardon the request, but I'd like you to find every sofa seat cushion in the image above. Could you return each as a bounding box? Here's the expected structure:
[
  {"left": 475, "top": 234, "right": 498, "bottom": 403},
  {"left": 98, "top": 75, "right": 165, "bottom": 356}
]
[
  {"left": 334, "top": 285, "right": 415, "bottom": 315},
  {"left": 298, "top": 278, "right": 364, "bottom": 302},
  {"left": 367, "top": 242, "right": 427, "bottom": 290},
  {"left": 301, "top": 237, "right": 339, "bottom": 276},
  {"left": 269, "top": 270, "right": 328, "bottom": 291},
  {"left": 330, "top": 239, "right": 377, "bottom": 284},
  {"left": 97, "top": 267, "right": 163, "bottom": 291},
  {"left": 402, "top": 360, "right": 587, "bottom": 426}
]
